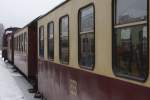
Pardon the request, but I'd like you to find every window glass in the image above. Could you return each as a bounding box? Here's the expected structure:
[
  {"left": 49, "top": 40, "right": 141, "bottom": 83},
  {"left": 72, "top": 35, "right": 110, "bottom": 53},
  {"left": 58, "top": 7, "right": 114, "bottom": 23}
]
[
  {"left": 24, "top": 32, "right": 27, "bottom": 52},
  {"left": 113, "top": 0, "right": 148, "bottom": 81},
  {"left": 79, "top": 5, "right": 95, "bottom": 69},
  {"left": 17, "top": 36, "right": 18, "bottom": 51},
  {"left": 19, "top": 36, "right": 20, "bottom": 51},
  {"left": 23, "top": 33, "right": 25, "bottom": 52},
  {"left": 116, "top": 0, "right": 147, "bottom": 24},
  {"left": 9, "top": 38, "right": 12, "bottom": 50},
  {"left": 21, "top": 34, "right": 23, "bottom": 52},
  {"left": 22, "top": 33, "right": 24, "bottom": 52},
  {"left": 81, "top": 6, "right": 94, "bottom": 32},
  {"left": 47, "top": 22, "right": 54, "bottom": 60},
  {"left": 59, "top": 16, "right": 69, "bottom": 64},
  {"left": 14, "top": 38, "right": 16, "bottom": 50},
  {"left": 17, "top": 36, "right": 19, "bottom": 51},
  {"left": 39, "top": 26, "right": 44, "bottom": 57},
  {"left": 115, "top": 25, "right": 148, "bottom": 79}
]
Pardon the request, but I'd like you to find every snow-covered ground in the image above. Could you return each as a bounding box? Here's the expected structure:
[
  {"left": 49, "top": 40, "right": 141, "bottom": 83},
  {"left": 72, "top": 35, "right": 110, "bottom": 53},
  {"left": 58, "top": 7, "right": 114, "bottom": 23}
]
[
  {"left": 0, "top": 54, "right": 41, "bottom": 100},
  {"left": 0, "top": 60, "right": 25, "bottom": 100}
]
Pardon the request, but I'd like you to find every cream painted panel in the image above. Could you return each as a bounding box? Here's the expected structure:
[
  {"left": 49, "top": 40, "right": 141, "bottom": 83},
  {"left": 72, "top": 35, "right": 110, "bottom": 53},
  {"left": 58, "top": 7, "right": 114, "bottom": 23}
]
[
  {"left": 69, "top": 3, "right": 78, "bottom": 67},
  {"left": 37, "top": 0, "right": 150, "bottom": 88},
  {"left": 97, "top": 0, "right": 150, "bottom": 88},
  {"left": 14, "top": 27, "right": 28, "bottom": 55}
]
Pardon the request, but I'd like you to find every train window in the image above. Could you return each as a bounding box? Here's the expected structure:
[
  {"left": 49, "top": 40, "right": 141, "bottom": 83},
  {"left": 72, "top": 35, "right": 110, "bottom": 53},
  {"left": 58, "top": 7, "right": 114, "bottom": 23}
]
[
  {"left": 47, "top": 22, "right": 54, "bottom": 60},
  {"left": 17, "top": 36, "right": 19, "bottom": 51},
  {"left": 18, "top": 36, "right": 20, "bottom": 51},
  {"left": 24, "top": 32, "right": 26, "bottom": 52},
  {"left": 15, "top": 38, "right": 16, "bottom": 50},
  {"left": 22, "top": 33, "right": 24, "bottom": 52},
  {"left": 16, "top": 38, "right": 17, "bottom": 50},
  {"left": 21, "top": 34, "right": 23, "bottom": 52},
  {"left": 22, "top": 34, "right": 24, "bottom": 52},
  {"left": 19, "top": 36, "right": 20, "bottom": 51},
  {"left": 113, "top": 0, "right": 148, "bottom": 81},
  {"left": 17, "top": 37, "right": 18, "bottom": 51},
  {"left": 14, "top": 38, "right": 16, "bottom": 50},
  {"left": 78, "top": 4, "right": 95, "bottom": 69},
  {"left": 39, "top": 26, "right": 44, "bottom": 57},
  {"left": 115, "top": 0, "right": 147, "bottom": 25},
  {"left": 59, "top": 15, "right": 69, "bottom": 64},
  {"left": 20, "top": 35, "right": 22, "bottom": 51},
  {"left": 20, "top": 35, "right": 21, "bottom": 51}
]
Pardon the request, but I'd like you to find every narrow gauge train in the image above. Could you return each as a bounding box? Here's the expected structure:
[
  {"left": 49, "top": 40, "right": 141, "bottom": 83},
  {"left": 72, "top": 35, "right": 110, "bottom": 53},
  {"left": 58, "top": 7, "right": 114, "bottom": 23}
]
[
  {"left": 13, "top": 17, "right": 39, "bottom": 86},
  {"left": 2, "top": 27, "right": 20, "bottom": 63},
  {"left": 37, "top": 0, "right": 150, "bottom": 100}
]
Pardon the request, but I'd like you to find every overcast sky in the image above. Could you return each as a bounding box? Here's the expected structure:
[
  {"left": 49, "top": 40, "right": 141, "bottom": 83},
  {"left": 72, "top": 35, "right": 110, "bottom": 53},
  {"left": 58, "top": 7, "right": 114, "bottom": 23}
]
[{"left": 0, "top": 0, "right": 65, "bottom": 28}]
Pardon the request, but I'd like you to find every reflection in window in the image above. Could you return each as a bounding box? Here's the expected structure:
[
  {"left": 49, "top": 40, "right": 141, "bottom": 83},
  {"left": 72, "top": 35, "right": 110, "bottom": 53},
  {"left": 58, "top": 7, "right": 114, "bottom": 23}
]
[
  {"left": 113, "top": 0, "right": 148, "bottom": 81},
  {"left": 79, "top": 5, "right": 95, "bottom": 69},
  {"left": 39, "top": 26, "right": 44, "bottom": 57},
  {"left": 59, "top": 16, "right": 69, "bottom": 64},
  {"left": 81, "top": 5, "right": 94, "bottom": 32},
  {"left": 116, "top": 0, "right": 147, "bottom": 24},
  {"left": 115, "top": 26, "right": 148, "bottom": 79},
  {"left": 47, "top": 22, "right": 54, "bottom": 60}
]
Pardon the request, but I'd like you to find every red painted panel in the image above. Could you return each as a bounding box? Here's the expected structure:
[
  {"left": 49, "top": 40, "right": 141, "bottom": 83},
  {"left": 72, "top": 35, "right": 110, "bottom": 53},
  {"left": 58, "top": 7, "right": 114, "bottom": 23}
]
[{"left": 38, "top": 59, "right": 150, "bottom": 100}]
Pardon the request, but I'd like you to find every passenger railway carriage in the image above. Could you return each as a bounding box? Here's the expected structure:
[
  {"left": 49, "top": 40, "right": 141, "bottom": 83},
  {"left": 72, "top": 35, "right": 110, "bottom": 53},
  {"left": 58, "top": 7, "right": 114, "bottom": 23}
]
[
  {"left": 2, "top": 0, "right": 150, "bottom": 100},
  {"left": 37, "top": 0, "right": 150, "bottom": 100},
  {"left": 2, "top": 27, "right": 19, "bottom": 63},
  {"left": 13, "top": 18, "right": 39, "bottom": 85}
]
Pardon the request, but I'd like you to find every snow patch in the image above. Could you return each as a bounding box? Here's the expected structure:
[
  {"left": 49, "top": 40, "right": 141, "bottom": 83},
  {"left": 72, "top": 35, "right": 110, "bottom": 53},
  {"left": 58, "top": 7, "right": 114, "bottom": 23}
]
[{"left": 0, "top": 60, "right": 26, "bottom": 100}]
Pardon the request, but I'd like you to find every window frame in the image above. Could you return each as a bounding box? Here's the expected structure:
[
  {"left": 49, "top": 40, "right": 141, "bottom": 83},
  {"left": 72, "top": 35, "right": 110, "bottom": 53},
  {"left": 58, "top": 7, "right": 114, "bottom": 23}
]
[
  {"left": 39, "top": 25, "right": 44, "bottom": 58},
  {"left": 78, "top": 3, "right": 95, "bottom": 70},
  {"left": 112, "top": 0, "right": 149, "bottom": 82},
  {"left": 47, "top": 21, "right": 54, "bottom": 61},
  {"left": 59, "top": 15, "right": 70, "bottom": 64}
]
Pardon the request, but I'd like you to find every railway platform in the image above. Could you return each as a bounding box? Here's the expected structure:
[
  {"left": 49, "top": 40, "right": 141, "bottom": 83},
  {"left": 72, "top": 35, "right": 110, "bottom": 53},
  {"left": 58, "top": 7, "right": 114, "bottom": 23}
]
[{"left": 0, "top": 54, "right": 41, "bottom": 100}]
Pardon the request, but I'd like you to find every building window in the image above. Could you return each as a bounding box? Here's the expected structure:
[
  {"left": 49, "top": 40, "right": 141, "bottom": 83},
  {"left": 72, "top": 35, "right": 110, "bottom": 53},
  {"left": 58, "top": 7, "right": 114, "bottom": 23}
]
[
  {"left": 78, "top": 4, "right": 95, "bottom": 69},
  {"left": 59, "top": 15, "right": 69, "bottom": 64},
  {"left": 113, "top": 0, "right": 148, "bottom": 81},
  {"left": 39, "top": 26, "right": 44, "bottom": 57},
  {"left": 47, "top": 22, "right": 54, "bottom": 60}
]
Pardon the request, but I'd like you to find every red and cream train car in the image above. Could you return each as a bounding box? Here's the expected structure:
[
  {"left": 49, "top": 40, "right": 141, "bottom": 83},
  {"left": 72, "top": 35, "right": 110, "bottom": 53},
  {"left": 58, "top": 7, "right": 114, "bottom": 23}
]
[
  {"left": 14, "top": 19, "right": 38, "bottom": 83},
  {"left": 7, "top": 32, "right": 14, "bottom": 64},
  {"left": 37, "top": 0, "right": 150, "bottom": 100},
  {"left": 2, "top": 27, "right": 19, "bottom": 63}
]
